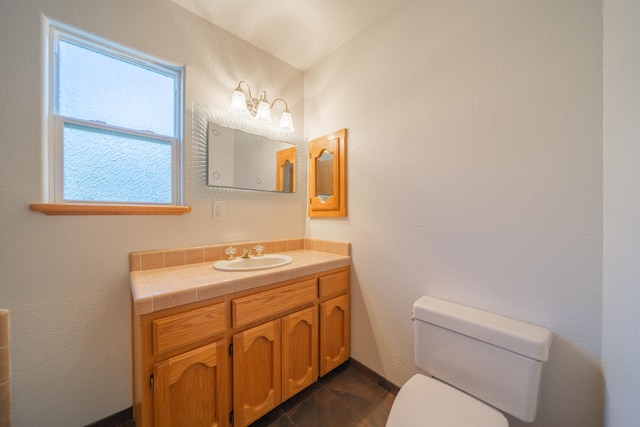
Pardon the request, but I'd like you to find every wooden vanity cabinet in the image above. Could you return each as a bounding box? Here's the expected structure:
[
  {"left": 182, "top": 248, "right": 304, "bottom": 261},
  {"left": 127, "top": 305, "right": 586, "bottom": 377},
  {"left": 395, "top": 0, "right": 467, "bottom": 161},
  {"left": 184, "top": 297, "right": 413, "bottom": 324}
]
[
  {"left": 318, "top": 269, "right": 350, "bottom": 375},
  {"left": 153, "top": 339, "right": 228, "bottom": 427},
  {"left": 132, "top": 300, "right": 229, "bottom": 427},
  {"left": 132, "top": 267, "right": 349, "bottom": 427}
]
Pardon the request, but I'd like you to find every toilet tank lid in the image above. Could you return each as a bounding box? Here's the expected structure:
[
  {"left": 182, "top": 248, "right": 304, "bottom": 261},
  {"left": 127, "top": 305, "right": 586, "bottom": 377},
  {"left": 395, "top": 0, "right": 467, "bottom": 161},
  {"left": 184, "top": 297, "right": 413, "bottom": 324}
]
[{"left": 413, "top": 296, "right": 553, "bottom": 361}]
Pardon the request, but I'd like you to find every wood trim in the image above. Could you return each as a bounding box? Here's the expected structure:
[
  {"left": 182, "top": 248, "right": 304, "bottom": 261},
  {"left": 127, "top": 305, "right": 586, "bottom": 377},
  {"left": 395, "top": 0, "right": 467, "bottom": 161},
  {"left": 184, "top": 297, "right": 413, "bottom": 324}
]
[{"left": 29, "top": 203, "right": 191, "bottom": 215}]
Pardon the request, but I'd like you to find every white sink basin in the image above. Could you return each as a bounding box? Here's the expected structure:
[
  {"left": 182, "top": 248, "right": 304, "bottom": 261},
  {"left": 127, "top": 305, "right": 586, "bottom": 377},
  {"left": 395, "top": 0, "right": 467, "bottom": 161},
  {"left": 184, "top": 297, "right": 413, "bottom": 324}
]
[{"left": 213, "top": 254, "right": 293, "bottom": 272}]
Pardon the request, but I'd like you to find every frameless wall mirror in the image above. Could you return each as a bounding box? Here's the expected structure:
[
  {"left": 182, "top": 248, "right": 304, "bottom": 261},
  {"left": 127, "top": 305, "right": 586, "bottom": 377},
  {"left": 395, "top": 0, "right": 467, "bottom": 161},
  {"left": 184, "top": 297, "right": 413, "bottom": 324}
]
[
  {"left": 192, "top": 103, "right": 306, "bottom": 194},
  {"left": 208, "top": 122, "right": 296, "bottom": 192},
  {"left": 308, "top": 128, "right": 347, "bottom": 217}
]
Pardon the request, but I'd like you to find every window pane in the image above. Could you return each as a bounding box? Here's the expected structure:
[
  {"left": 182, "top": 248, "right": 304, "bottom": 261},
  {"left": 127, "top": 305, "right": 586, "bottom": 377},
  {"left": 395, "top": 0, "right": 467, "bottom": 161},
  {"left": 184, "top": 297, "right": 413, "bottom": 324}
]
[
  {"left": 58, "top": 40, "right": 176, "bottom": 136},
  {"left": 63, "top": 123, "right": 173, "bottom": 204}
]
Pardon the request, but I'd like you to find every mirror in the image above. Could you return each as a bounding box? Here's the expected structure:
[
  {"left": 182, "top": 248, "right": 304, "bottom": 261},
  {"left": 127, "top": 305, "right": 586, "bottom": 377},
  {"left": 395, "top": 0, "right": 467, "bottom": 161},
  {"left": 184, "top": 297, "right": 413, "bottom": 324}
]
[
  {"left": 276, "top": 146, "right": 296, "bottom": 192},
  {"left": 207, "top": 122, "right": 296, "bottom": 192},
  {"left": 193, "top": 103, "right": 306, "bottom": 195},
  {"left": 308, "top": 128, "right": 347, "bottom": 217},
  {"left": 316, "top": 150, "right": 334, "bottom": 201}
]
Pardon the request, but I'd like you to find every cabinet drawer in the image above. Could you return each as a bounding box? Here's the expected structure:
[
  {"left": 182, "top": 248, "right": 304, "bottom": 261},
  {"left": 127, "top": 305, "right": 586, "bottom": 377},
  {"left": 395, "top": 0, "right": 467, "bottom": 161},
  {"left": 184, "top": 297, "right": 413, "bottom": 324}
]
[
  {"left": 153, "top": 303, "right": 226, "bottom": 355},
  {"left": 233, "top": 279, "right": 316, "bottom": 328},
  {"left": 319, "top": 269, "right": 349, "bottom": 298}
]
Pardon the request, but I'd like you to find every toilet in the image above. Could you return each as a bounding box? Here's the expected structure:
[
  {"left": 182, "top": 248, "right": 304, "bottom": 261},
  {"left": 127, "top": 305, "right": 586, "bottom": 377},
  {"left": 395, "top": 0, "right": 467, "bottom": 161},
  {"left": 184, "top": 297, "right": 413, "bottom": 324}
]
[{"left": 386, "top": 296, "right": 553, "bottom": 426}]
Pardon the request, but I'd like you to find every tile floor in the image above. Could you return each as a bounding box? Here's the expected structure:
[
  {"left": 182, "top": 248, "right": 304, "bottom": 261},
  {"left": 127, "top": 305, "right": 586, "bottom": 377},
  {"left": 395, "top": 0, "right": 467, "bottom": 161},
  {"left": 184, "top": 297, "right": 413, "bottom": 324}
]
[
  {"left": 249, "top": 364, "right": 395, "bottom": 427},
  {"left": 117, "top": 364, "right": 396, "bottom": 427}
]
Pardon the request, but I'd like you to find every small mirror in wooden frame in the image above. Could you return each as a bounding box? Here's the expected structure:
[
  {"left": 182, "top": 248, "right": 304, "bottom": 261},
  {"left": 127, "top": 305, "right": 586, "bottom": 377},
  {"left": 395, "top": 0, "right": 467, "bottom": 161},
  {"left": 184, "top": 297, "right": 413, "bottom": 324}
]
[{"left": 308, "top": 128, "right": 346, "bottom": 217}]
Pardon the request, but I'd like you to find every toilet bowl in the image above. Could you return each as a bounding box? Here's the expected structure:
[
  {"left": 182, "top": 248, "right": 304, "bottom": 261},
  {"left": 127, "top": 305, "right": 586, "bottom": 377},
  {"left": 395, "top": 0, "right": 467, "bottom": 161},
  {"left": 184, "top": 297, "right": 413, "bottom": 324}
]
[
  {"left": 386, "top": 374, "right": 507, "bottom": 427},
  {"left": 385, "top": 296, "right": 552, "bottom": 427}
]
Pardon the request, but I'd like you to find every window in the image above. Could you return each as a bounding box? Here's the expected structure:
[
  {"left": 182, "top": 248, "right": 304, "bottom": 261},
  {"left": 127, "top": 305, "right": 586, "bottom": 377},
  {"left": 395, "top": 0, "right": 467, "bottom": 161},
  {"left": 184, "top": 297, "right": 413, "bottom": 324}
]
[{"left": 49, "top": 25, "right": 183, "bottom": 206}]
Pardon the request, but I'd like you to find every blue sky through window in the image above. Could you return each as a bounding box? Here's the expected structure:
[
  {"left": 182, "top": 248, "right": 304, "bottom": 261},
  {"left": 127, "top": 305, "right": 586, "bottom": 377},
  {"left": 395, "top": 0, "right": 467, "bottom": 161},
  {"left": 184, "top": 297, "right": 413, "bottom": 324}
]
[{"left": 58, "top": 40, "right": 176, "bottom": 136}]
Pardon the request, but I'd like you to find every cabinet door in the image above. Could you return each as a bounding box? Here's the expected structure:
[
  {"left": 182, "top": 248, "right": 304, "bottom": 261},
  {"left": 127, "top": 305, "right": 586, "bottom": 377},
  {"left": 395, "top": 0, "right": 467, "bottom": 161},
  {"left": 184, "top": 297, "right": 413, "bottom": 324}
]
[
  {"left": 153, "top": 340, "right": 228, "bottom": 427},
  {"left": 233, "top": 319, "right": 282, "bottom": 426},
  {"left": 282, "top": 306, "right": 318, "bottom": 400},
  {"left": 320, "top": 294, "right": 350, "bottom": 376},
  {"left": 308, "top": 128, "right": 347, "bottom": 217}
]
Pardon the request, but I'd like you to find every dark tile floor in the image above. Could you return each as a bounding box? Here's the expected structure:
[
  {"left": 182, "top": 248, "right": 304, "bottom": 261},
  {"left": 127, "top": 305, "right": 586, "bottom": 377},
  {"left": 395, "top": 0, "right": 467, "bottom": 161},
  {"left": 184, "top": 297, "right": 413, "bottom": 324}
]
[
  {"left": 117, "top": 364, "right": 395, "bottom": 427},
  {"left": 250, "top": 364, "right": 395, "bottom": 427}
]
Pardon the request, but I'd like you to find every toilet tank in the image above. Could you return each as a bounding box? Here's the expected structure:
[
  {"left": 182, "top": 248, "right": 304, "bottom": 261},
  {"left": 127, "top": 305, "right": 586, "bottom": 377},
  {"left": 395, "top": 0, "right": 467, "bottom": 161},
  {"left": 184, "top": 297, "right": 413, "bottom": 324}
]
[{"left": 412, "top": 296, "right": 553, "bottom": 422}]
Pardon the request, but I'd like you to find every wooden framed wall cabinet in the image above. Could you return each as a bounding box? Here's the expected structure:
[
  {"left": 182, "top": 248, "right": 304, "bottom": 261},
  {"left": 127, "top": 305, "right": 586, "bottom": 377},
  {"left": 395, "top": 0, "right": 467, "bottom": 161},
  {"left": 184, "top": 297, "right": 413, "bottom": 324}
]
[{"left": 308, "top": 128, "right": 347, "bottom": 217}]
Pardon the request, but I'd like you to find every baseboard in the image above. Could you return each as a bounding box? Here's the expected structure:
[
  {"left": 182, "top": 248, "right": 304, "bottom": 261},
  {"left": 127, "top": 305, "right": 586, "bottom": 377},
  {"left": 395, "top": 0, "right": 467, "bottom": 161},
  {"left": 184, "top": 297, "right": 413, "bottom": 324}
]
[
  {"left": 85, "top": 407, "right": 133, "bottom": 427},
  {"left": 349, "top": 358, "right": 400, "bottom": 395}
]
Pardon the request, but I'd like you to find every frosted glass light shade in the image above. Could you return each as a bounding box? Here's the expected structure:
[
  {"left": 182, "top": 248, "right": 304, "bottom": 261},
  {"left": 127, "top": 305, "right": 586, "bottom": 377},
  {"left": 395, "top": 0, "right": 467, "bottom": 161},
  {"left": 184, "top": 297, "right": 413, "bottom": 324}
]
[
  {"left": 278, "top": 111, "right": 294, "bottom": 132},
  {"left": 229, "top": 89, "right": 250, "bottom": 115},
  {"left": 255, "top": 100, "right": 272, "bottom": 122}
]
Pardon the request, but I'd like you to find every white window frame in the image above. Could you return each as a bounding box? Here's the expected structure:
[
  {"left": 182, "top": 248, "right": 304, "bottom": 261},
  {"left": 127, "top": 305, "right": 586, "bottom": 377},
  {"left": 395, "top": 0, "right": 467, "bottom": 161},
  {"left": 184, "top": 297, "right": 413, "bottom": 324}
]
[{"left": 48, "top": 23, "right": 184, "bottom": 206}]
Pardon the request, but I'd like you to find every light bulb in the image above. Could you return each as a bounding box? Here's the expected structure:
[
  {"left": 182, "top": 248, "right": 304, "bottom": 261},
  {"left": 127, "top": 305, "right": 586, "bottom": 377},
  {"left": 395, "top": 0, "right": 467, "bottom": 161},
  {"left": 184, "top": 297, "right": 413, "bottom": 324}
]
[
  {"left": 229, "top": 89, "right": 250, "bottom": 115},
  {"left": 255, "top": 100, "right": 272, "bottom": 122},
  {"left": 278, "top": 111, "right": 294, "bottom": 132}
]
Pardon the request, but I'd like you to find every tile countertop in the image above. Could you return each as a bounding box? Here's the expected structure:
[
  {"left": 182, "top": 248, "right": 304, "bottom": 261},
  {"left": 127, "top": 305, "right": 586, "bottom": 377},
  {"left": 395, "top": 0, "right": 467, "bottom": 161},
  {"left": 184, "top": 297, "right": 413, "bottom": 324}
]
[{"left": 130, "top": 249, "right": 351, "bottom": 316}]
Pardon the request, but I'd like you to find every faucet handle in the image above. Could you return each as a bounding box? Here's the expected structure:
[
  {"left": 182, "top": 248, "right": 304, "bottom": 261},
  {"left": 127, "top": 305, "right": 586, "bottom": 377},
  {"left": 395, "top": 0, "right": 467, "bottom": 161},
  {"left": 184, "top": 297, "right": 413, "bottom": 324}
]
[
  {"left": 253, "top": 244, "right": 264, "bottom": 256},
  {"left": 224, "top": 246, "right": 237, "bottom": 260}
]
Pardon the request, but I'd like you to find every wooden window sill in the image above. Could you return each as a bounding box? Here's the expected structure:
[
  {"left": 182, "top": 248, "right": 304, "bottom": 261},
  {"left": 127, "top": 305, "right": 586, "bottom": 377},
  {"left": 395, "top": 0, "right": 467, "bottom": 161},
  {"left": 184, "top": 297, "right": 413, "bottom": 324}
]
[{"left": 29, "top": 203, "right": 191, "bottom": 216}]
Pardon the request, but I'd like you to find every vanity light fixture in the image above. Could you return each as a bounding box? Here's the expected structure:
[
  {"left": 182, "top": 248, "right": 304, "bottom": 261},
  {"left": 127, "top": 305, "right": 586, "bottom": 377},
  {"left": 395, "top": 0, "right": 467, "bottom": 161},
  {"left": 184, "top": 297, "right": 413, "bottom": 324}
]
[{"left": 228, "top": 80, "right": 295, "bottom": 132}]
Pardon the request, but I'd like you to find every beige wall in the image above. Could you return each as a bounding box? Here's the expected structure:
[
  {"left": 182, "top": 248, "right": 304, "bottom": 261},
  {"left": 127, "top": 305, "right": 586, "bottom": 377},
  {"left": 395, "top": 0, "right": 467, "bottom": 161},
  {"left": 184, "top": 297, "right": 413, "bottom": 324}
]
[
  {"left": 305, "top": 1, "right": 604, "bottom": 426},
  {"left": 0, "top": 311, "right": 9, "bottom": 427},
  {"left": 3, "top": 0, "right": 631, "bottom": 426},
  {"left": 0, "top": 0, "right": 305, "bottom": 425},
  {"left": 603, "top": 0, "right": 640, "bottom": 425}
]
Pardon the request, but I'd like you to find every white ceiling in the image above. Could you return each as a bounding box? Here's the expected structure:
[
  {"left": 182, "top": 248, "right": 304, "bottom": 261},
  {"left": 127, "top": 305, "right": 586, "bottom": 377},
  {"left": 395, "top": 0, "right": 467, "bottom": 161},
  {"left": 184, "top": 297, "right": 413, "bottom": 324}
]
[{"left": 171, "top": 0, "right": 406, "bottom": 71}]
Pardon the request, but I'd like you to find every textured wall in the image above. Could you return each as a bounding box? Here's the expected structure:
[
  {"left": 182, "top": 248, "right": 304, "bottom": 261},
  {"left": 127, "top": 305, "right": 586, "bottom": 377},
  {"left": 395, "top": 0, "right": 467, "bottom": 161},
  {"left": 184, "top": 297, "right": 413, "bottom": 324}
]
[
  {"left": 0, "top": 311, "right": 9, "bottom": 427},
  {"left": 0, "top": 1, "right": 305, "bottom": 425},
  {"left": 603, "top": 0, "right": 640, "bottom": 425},
  {"left": 304, "top": 1, "right": 604, "bottom": 426}
]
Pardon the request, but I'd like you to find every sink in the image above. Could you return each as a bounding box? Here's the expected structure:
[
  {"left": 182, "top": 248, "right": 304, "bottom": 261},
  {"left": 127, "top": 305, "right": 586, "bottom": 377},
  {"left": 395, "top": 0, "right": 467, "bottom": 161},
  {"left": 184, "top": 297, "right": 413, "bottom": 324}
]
[{"left": 213, "top": 254, "right": 293, "bottom": 272}]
